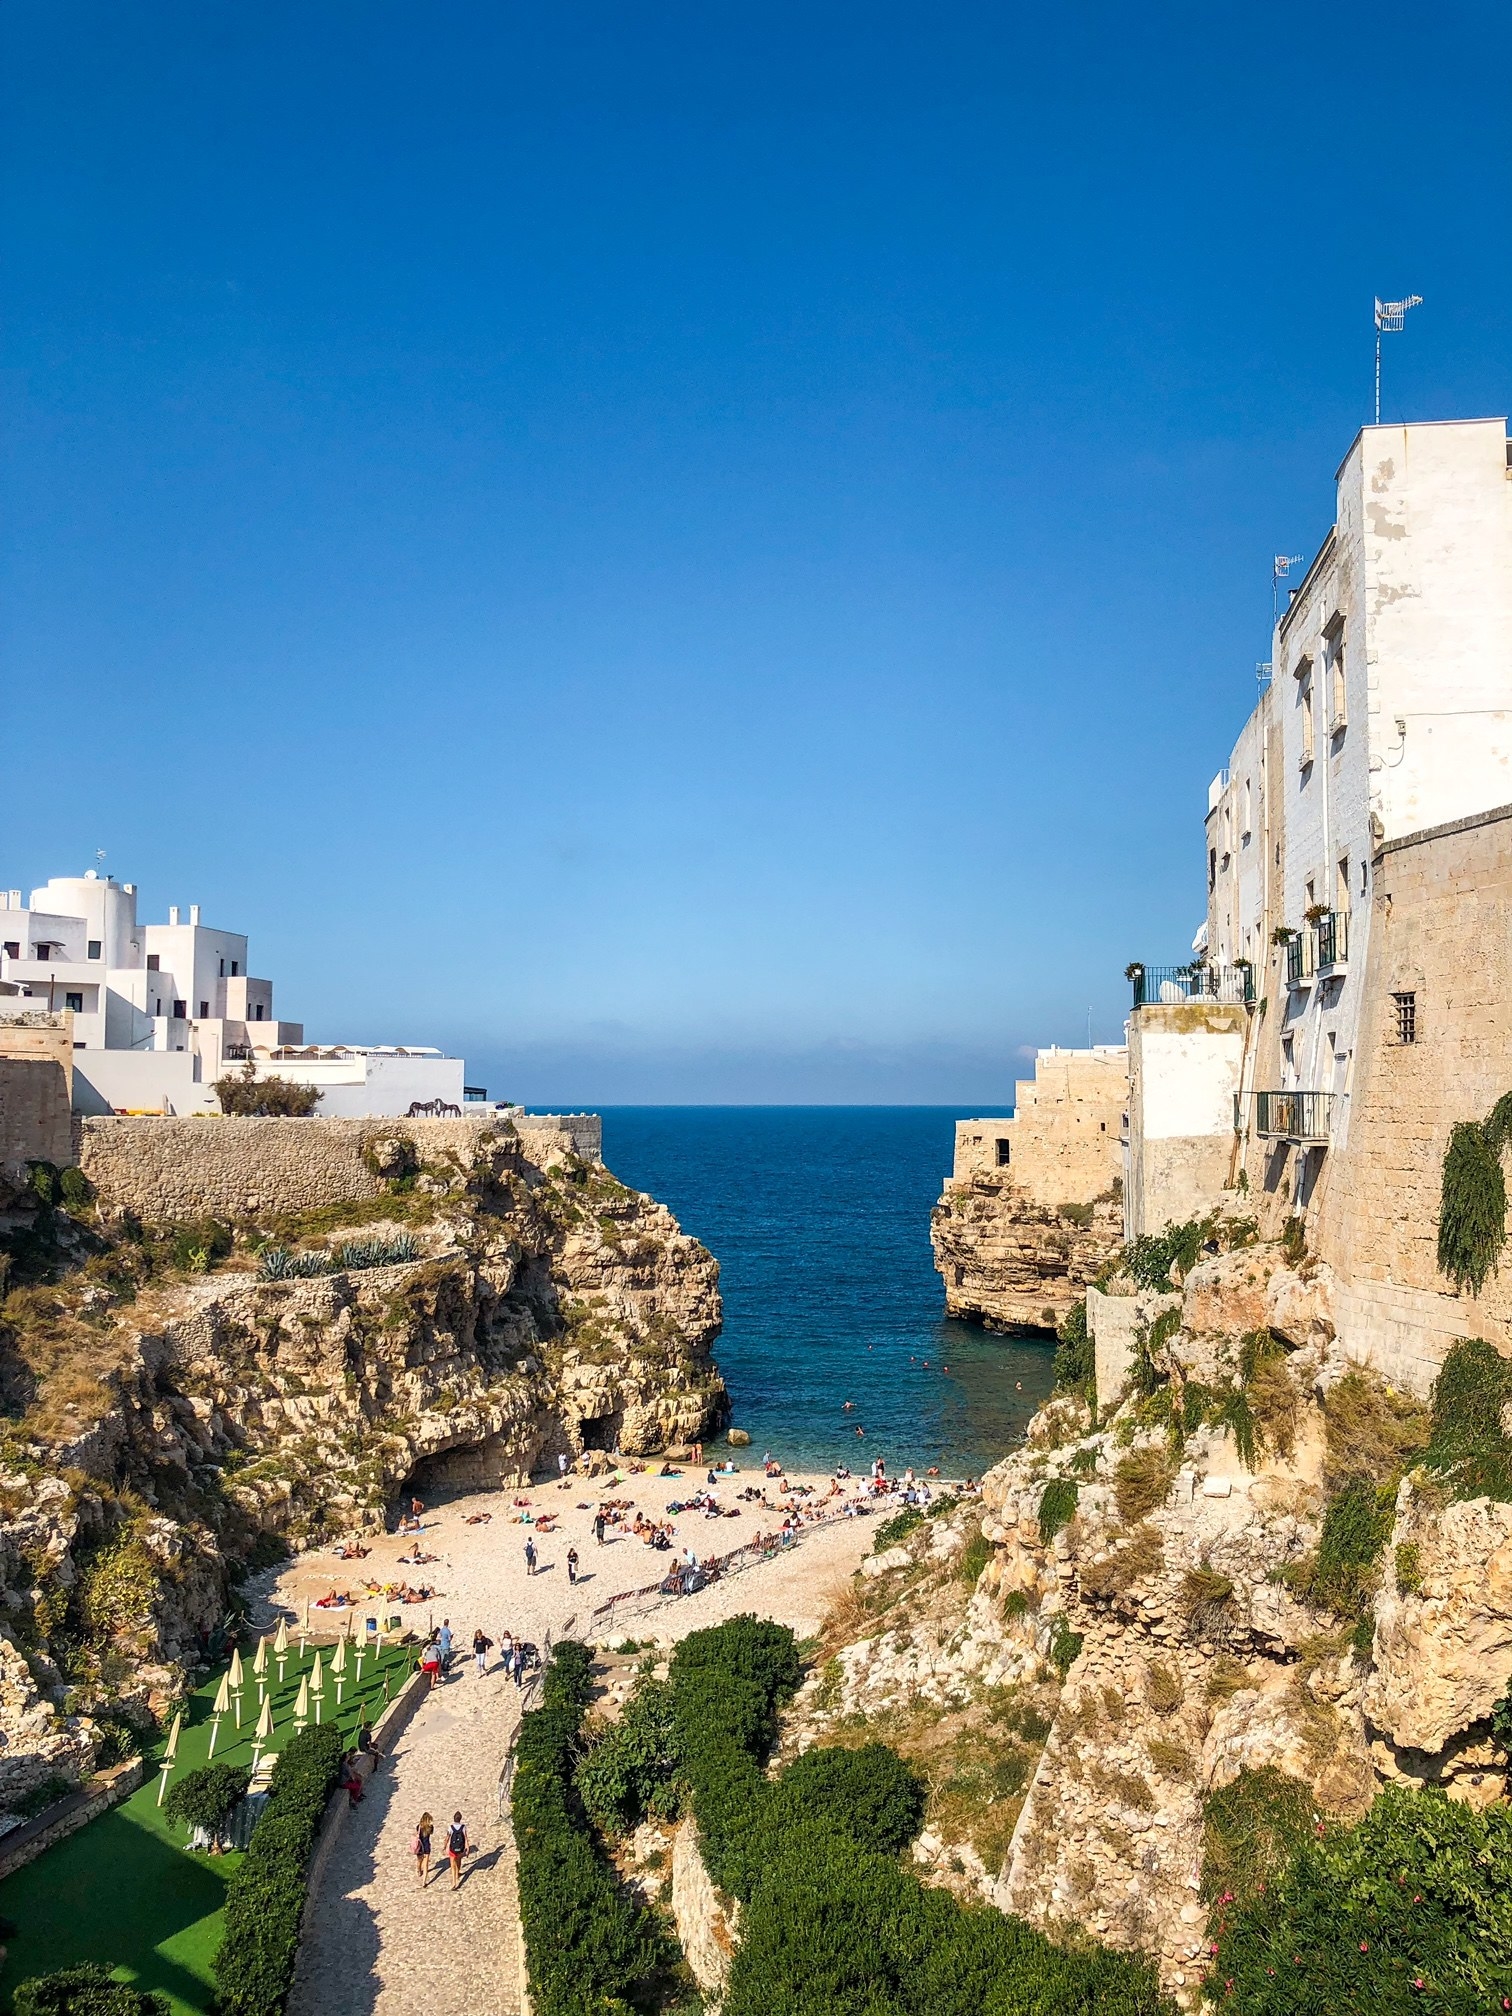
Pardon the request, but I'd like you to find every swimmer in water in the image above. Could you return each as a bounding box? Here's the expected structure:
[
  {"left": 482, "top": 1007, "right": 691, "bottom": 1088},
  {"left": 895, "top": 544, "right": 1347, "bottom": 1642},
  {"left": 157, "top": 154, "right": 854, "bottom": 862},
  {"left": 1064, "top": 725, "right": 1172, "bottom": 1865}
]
[
  {"left": 843, "top": 1401, "right": 855, "bottom": 1411},
  {"left": 855, "top": 1425, "right": 865, "bottom": 1436}
]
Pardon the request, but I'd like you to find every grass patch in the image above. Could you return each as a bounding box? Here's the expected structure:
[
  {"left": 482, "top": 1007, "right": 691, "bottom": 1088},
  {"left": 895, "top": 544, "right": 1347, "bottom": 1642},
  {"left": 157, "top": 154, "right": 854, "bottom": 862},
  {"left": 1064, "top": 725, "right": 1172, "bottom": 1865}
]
[
  {"left": 1200, "top": 1766, "right": 1316, "bottom": 1906},
  {"left": 1114, "top": 1444, "right": 1175, "bottom": 1522}
]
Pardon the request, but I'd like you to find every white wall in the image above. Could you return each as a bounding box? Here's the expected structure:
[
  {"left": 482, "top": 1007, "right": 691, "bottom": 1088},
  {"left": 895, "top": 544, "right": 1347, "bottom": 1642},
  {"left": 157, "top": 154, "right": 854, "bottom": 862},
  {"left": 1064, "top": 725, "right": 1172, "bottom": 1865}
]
[{"left": 72, "top": 1049, "right": 212, "bottom": 1116}]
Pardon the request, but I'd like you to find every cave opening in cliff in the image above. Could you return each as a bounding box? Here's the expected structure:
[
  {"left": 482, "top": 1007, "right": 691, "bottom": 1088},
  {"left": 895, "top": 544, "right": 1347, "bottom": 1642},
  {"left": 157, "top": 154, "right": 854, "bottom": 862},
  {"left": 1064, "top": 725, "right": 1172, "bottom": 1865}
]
[{"left": 578, "top": 1409, "right": 622, "bottom": 1452}]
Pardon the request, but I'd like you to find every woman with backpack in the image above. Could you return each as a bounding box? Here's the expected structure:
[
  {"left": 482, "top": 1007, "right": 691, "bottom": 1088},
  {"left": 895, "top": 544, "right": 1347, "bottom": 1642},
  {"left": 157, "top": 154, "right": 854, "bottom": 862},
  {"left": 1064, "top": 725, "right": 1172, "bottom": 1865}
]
[
  {"left": 446, "top": 1810, "right": 469, "bottom": 1889},
  {"left": 413, "top": 1812, "right": 434, "bottom": 1887}
]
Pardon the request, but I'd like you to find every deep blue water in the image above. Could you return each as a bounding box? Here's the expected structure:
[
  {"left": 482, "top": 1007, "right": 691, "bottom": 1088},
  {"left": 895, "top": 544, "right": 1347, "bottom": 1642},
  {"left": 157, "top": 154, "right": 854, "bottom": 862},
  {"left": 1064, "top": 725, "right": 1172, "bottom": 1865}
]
[{"left": 594, "top": 1107, "right": 1055, "bottom": 1478}]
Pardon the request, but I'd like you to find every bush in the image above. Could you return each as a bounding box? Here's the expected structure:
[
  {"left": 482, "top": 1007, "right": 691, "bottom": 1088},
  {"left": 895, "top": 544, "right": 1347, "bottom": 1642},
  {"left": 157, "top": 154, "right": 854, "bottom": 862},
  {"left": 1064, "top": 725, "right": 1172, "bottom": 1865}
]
[
  {"left": 1053, "top": 1299, "right": 1094, "bottom": 1396},
  {"left": 1438, "top": 1109, "right": 1510, "bottom": 1294},
  {"left": 163, "top": 1761, "right": 251, "bottom": 1846},
  {"left": 1200, "top": 1766, "right": 1316, "bottom": 1908},
  {"left": 1114, "top": 1445, "right": 1175, "bottom": 1523},
  {"left": 1321, "top": 1371, "right": 1429, "bottom": 1494},
  {"left": 957, "top": 1528, "right": 993, "bottom": 1585},
  {"left": 759, "top": 1743, "right": 925, "bottom": 1857},
  {"left": 513, "top": 1644, "right": 661, "bottom": 2014},
  {"left": 14, "top": 1966, "right": 168, "bottom": 2016},
  {"left": 214, "top": 1725, "right": 343, "bottom": 2016},
  {"left": 214, "top": 1061, "right": 321, "bottom": 1118},
  {"left": 1037, "top": 1478, "right": 1079, "bottom": 1543},
  {"left": 575, "top": 1678, "right": 682, "bottom": 1834},
  {"left": 1209, "top": 1785, "right": 1512, "bottom": 2011},
  {"left": 1422, "top": 1336, "right": 1512, "bottom": 1503},
  {"left": 874, "top": 1505, "right": 925, "bottom": 1552},
  {"left": 1289, "top": 1477, "right": 1395, "bottom": 1621},
  {"left": 1123, "top": 1218, "right": 1209, "bottom": 1292},
  {"left": 57, "top": 1167, "right": 93, "bottom": 1212}
]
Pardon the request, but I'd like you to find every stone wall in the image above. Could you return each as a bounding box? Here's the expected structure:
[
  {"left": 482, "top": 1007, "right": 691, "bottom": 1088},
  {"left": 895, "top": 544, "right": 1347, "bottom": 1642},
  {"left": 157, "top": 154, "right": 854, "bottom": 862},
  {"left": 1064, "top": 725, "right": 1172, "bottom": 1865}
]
[
  {"left": 1308, "top": 802, "right": 1512, "bottom": 1392},
  {"left": 955, "top": 1047, "right": 1125, "bottom": 1208},
  {"left": 72, "top": 1113, "right": 577, "bottom": 1220},
  {"left": 0, "top": 1011, "right": 74, "bottom": 1179}
]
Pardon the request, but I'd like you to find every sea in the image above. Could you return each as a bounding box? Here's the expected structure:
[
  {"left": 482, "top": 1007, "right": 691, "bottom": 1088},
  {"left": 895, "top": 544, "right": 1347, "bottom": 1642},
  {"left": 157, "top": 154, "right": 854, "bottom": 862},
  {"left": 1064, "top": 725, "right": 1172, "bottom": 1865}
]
[{"left": 596, "top": 1107, "right": 1056, "bottom": 1479}]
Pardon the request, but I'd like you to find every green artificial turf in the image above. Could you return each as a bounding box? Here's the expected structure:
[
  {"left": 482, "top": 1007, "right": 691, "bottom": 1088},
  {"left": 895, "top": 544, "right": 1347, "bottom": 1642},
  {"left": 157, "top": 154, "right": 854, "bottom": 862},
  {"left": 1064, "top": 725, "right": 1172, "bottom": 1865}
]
[{"left": 0, "top": 1636, "right": 414, "bottom": 2016}]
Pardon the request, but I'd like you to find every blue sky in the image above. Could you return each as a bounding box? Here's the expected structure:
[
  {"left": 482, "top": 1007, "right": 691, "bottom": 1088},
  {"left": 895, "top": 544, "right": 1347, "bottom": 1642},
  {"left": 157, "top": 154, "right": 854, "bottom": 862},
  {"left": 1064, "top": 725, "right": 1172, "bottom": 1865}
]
[{"left": 3, "top": 2, "right": 1509, "bottom": 1103}]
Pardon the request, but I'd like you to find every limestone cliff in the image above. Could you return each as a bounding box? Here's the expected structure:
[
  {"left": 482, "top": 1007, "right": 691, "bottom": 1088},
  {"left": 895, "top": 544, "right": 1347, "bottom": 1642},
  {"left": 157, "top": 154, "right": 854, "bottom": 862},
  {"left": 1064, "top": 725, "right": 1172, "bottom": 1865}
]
[
  {"left": 931, "top": 1177, "right": 1122, "bottom": 1331},
  {"left": 803, "top": 1232, "right": 1512, "bottom": 2004},
  {"left": 0, "top": 1121, "right": 725, "bottom": 1812}
]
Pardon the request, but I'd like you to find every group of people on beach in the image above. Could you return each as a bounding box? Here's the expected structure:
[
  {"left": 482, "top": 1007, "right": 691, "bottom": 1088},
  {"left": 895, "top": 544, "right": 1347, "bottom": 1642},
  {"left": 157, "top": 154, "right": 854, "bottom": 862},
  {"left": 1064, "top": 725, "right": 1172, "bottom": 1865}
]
[{"left": 417, "top": 1617, "right": 535, "bottom": 1689}]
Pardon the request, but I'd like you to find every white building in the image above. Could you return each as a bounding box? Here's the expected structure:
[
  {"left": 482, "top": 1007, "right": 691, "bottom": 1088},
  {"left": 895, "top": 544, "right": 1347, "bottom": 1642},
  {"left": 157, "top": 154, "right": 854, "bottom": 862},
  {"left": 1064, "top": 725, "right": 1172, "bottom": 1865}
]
[
  {"left": 0, "top": 872, "right": 474, "bottom": 1119},
  {"left": 1127, "top": 415, "right": 1512, "bottom": 1233}
]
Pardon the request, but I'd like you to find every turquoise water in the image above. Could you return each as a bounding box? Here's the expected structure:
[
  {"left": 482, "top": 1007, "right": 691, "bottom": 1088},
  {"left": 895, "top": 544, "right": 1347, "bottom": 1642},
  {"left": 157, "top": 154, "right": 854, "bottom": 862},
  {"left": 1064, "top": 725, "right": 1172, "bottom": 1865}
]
[{"left": 597, "top": 1107, "right": 1055, "bottom": 1478}]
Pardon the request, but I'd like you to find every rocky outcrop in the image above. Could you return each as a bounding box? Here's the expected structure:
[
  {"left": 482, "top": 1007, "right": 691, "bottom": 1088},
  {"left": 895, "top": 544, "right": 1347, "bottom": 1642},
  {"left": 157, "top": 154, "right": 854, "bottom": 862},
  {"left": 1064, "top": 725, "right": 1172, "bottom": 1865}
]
[
  {"left": 931, "top": 1176, "right": 1121, "bottom": 1332},
  {"left": 0, "top": 1123, "right": 725, "bottom": 1807}
]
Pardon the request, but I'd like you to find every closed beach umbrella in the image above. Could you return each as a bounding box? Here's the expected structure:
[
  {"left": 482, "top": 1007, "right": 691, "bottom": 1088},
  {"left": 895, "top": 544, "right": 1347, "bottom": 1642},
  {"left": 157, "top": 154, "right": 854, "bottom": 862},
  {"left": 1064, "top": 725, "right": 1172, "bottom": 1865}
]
[
  {"left": 332, "top": 1635, "right": 347, "bottom": 1702},
  {"left": 251, "top": 1693, "right": 274, "bottom": 1770},
  {"left": 294, "top": 1675, "right": 310, "bottom": 1729},
  {"left": 310, "top": 1649, "right": 325, "bottom": 1723},
  {"left": 209, "top": 1672, "right": 230, "bottom": 1757},
  {"left": 229, "top": 1645, "right": 245, "bottom": 1724},
  {"left": 274, "top": 1617, "right": 289, "bottom": 1681}
]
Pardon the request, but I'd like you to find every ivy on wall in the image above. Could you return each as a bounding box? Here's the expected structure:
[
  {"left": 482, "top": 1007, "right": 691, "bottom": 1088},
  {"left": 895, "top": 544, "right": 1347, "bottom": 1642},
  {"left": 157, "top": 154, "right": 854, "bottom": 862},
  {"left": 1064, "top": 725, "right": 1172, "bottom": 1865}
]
[{"left": 1437, "top": 1092, "right": 1512, "bottom": 1295}]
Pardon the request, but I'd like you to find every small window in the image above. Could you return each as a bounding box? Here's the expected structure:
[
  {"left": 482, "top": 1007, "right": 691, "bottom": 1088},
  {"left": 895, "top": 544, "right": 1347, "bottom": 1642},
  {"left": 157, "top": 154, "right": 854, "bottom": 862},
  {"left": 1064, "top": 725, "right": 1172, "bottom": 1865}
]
[
  {"left": 146, "top": 954, "right": 160, "bottom": 971},
  {"left": 1336, "top": 855, "right": 1350, "bottom": 914},
  {"left": 199, "top": 1000, "right": 210, "bottom": 1019},
  {"left": 254, "top": 1003, "right": 265, "bottom": 1021},
  {"left": 154, "top": 998, "right": 162, "bottom": 1016},
  {"left": 64, "top": 991, "right": 83, "bottom": 1013},
  {"left": 219, "top": 958, "right": 225, "bottom": 977},
  {"left": 172, "top": 1000, "right": 187, "bottom": 1019},
  {"left": 1360, "top": 860, "right": 1368, "bottom": 895},
  {"left": 1299, "top": 666, "right": 1315, "bottom": 767},
  {"left": 1099, "top": 1121, "right": 1107, "bottom": 1133},
  {"left": 231, "top": 960, "right": 239, "bottom": 976},
  {"left": 1394, "top": 992, "right": 1417, "bottom": 1045},
  {"left": 2, "top": 941, "right": 17, "bottom": 959},
  {"left": 87, "top": 939, "right": 101, "bottom": 960},
  {"left": 1208, "top": 847, "right": 1217, "bottom": 891},
  {"left": 995, "top": 1138, "right": 1011, "bottom": 1167}
]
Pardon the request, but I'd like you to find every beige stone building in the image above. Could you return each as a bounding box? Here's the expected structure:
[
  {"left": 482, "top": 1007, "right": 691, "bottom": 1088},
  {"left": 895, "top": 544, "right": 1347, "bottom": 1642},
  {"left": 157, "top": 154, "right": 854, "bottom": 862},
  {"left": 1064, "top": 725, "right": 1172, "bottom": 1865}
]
[{"left": 0, "top": 1008, "right": 74, "bottom": 1181}]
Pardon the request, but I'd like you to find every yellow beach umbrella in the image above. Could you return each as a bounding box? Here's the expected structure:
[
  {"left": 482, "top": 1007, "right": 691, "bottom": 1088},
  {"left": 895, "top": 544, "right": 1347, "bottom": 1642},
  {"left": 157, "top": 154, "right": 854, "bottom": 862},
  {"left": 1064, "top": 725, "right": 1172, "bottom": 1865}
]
[
  {"left": 274, "top": 1617, "right": 290, "bottom": 1682},
  {"left": 251, "top": 1692, "right": 274, "bottom": 1771},
  {"left": 156, "top": 1711, "right": 183, "bottom": 1805},
  {"left": 310, "top": 1649, "right": 325, "bottom": 1724},
  {"left": 332, "top": 1634, "right": 347, "bottom": 1704},
  {"left": 253, "top": 1636, "right": 269, "bottom": 1702},
  {"left": 294, "top": 1674, "right": 310, "bottom": 1730},
  {"left": 229, "top": 1645, "right": 245, "bottom": 1725}
]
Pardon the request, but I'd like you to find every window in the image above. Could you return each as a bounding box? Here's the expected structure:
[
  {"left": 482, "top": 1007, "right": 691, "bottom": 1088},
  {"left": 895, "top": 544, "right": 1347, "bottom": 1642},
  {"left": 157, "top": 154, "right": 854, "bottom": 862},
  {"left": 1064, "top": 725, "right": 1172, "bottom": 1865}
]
[
  {"left": 199, "top": 1000, "right": 210, "bottom": 1019},
  {"left": 254, "top": 1003, "right": 265, "bottom": 1021},
  {"left": 1327, "top": 622, "right": 1347, "bottom": 731},
  {"left": 1336, "top": 856, "right": 1350, "bottom": 914},
  {"left": 1360, "top": 860, "right": 1368, "bottom": 896},
  {"left": 218, "top": 958, "right": 225, "bottom": 977},
  {"left": 1394, "top": 992, "right": 1417, "bottom": 1044},
  {"left": 64, "top": 991, "right": 83, "bottom": 1013},
  {"left": 2, "top": 941, "right": 17, "bottom": 959},
  {"left": 87, "top": 939, "right": 101, "bottom": 960},
  {"left": 172, "top": 1000, "right": 187, "bottom": 1019},
  {"left": 995, "top": 1138, "right": 1011, "bottom": 1167},
  {"left": 1208, "top": 846, "right": 1217, "bottom": 891},
  {"left": 1241, "top": 778, "right": 1253, "bottom": 839},
  {"left": 154, "top": 998, "right": 162, "bottom": 1016},
  {"left": 231, "top": 960, "right": 239, "bottom": 976},
  {"left": 1299, "top": 673, "right": 1315, "bottom": 766},
  {"left": 146, "top": 954, "right": 160, "bottom": 971}
]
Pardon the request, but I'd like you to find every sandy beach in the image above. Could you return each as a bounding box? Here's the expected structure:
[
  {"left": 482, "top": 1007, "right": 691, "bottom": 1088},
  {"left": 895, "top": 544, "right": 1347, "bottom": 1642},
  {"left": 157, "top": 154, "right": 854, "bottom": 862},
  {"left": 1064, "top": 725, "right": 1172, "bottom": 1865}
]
[{"left": 254, "top": 1460, "right": 944, "bottom": 1657}]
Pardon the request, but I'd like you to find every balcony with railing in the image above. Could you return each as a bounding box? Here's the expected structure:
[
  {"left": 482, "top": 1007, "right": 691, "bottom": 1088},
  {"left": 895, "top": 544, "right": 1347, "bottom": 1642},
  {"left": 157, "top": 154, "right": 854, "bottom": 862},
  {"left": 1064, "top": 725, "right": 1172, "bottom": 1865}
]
[
  {"left": 1128, "top": 962, "right": 1256, "bottom": 1010},
  {"left": 1242, "top": 1089, "right": 1335, "bottom": 1143},
  {"left": 1315, "top": 909, "right": 1349, "bottom": 972}
]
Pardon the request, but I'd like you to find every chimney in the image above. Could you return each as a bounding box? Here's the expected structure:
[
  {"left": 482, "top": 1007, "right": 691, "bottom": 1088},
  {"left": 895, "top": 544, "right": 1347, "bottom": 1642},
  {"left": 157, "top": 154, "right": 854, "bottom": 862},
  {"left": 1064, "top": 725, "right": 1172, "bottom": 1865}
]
[
  {"left": 189, "top": 904, "right": 201, "bottom": 926},
  {"left": 168, "top": 906, "right": 180, "bottom": 926}
]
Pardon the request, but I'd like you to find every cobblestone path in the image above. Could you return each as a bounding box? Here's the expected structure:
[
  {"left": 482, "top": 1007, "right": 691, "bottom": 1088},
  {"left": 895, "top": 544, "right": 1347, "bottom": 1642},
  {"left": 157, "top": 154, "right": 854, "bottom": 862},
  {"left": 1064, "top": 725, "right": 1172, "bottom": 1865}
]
[{"left": 289, "top": 1665, "right": 523, "bottom": 2016}]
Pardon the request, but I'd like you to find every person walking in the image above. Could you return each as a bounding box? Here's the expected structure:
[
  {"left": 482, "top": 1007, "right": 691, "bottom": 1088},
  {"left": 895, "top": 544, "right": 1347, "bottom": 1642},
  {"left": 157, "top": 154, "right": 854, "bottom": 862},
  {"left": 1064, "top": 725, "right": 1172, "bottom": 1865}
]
[
  {"left": 446, "top": 1810, "right": 468, "bottom": 1890},
  {"left": 566, "top": 1545, "right": 579, "bottom": 1585},
  {"left": 524, "top": 1536, "right": 537, "bottom": 1577},
  {"left": 438, "top": 1618, "right": 454, "bottom": 1675},
  {"left": 499, "top": 1627, "right": 514, "bottom": 1673},
  {"left": 472, "top": 1626, "right": 492, "bottom": 1677},
  {"left": 557, "top": 1451, "right": 569, "bottom": 1488},
  {"left": 414, "top": 1811, "right": 434, "bottom": 1887},
  {"left": 510, "top": 1639, "right": 524, "bottom": 1688},
  {"left": 593, "top": 1511, "right": 606, "bottom": 1546}
]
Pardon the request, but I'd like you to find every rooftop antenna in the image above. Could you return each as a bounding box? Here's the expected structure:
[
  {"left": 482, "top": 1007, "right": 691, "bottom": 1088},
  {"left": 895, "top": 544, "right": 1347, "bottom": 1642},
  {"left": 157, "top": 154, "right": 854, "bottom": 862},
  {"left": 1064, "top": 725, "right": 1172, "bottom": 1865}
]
[
  {"left": 1272, "top": 555, "right": 1303, "bottom": 624},
  {"left": 1374, "top": 294, "right": 1422, "bottom": 425}
]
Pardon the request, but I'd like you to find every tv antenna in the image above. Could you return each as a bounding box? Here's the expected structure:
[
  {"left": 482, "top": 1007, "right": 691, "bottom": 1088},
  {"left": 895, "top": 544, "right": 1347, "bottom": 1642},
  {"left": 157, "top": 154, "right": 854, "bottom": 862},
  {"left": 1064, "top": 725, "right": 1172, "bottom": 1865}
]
[
  {"left": 1374, "top": 294, "right": 1422, "bottom": 424},
  {"left": 1272, "top": 555, "right": 1304, "bottom": 623}
]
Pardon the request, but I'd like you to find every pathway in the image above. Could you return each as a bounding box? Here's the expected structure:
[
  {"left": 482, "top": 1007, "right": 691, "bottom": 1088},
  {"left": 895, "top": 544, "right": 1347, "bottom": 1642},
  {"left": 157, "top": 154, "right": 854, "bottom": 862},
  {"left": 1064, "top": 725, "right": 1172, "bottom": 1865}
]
[{"left": 288, "top": 1660, "right": 524, "bottom": 2016}]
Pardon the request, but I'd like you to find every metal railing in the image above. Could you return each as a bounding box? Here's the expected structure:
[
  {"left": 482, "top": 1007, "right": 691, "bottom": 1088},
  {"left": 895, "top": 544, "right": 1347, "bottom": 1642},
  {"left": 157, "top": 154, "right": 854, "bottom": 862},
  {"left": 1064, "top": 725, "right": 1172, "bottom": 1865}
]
[
  {"left": 1129, "top": 963, "right": 1255, "bottom": 1009},
  {"left": 1315, "top": 910, "right": 1349, "bottom": 971},
  {"left": 1246, "top": 1089, "right": 1335, "bottom": 1143},
  {"left": 1284, "top": 934, "right": 1312, "bottom": 987}
]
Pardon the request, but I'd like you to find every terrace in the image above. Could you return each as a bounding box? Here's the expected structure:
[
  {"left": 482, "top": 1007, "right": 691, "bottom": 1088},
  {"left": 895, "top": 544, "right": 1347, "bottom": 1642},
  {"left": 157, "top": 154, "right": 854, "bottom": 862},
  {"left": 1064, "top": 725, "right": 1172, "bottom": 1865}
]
[{"left": 1126, "top": 962, "right": 1255, "bottom": 1009}]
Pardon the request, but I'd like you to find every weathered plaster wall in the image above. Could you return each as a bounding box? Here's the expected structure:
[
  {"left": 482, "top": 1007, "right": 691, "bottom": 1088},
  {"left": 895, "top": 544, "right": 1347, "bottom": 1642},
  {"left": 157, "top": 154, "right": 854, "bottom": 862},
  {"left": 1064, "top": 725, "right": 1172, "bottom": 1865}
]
[{"left": 1125, "top": 1004, "right": 1247, "bottom": 1237}]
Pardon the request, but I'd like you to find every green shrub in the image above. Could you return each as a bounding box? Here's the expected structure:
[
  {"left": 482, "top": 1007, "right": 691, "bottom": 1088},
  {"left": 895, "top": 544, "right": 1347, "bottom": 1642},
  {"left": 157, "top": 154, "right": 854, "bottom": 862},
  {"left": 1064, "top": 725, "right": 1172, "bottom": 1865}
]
[
  {"left": 957, "top": 1528, "right": 992, "bottom": 1585},
  {"left": 57, "top": 1167, "right": 93, "bottom": 1212},
  {"left": 1438, "top": 1107, "right": 1510, "bottom": 1295},
  {"left": 513, "top": 1647, "right": 662, "bottom": 2016},
  {"left": 1422, "top": 1336, "right": 1512, "bottom": 1503},
  {"left": 163, "top": 1761, "right": 251, "bottom": 1845},
  {"left": 1124, "top": 1218, "right": 1209, "bottom": 1292},
  {"left": 215, "top": 1725, "right": 343, "bottom": 2016},
  {"left": 214, "top": 1062, "right": 321, "bottom": 1117},
  {"left": 1037, "top": 1478, "right": 1079, "bottom": 1543},
  {"left": 575, "top": 1678, "right": 681, "bottom": 1835},
  {"left": 1302, "top": 1477, "right": 1396, "bottom": 1620},
  {"left": 1054, "top": 1299, "right": 1094, "bottom": 1395},
  {"left": 13, "top": 1966, "right": 168, "bottom": 2016},
  {"left": 874, "top": 1505, "right": 925, "bottom": 1552},
  {"left": 1048, "top": 1615, "right": 1084, "bottom": 1679},
  {"left": 1394, "top": 1541, "right": 1423, "bottom": 1595},
  {"left": 1200, "top": 1766, "right": 1316, "bottom": 1908},
  {"left": 758, "top": 1743, "right": 925, "bottom": 1857},
  {"left": 1209, "top": 1785, "right": 1512, "bottom": 2010}
]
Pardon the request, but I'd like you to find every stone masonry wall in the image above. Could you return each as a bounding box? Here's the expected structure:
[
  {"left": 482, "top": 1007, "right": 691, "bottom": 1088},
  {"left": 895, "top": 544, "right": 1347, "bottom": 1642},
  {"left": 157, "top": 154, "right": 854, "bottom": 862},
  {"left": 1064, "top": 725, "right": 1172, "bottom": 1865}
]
[
  {"left": 1310, "top": 803, "right": 1512, "bottom": 1391},
  {"left": 0, "top": 1012, "right": 74, "bottom": 1179},
  {"left": 955, "top": 1047, "right": 1126, "bottom": 1208},
  {"left": 74, "top": 1114, "right": 528, "bottom": 1219}
]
